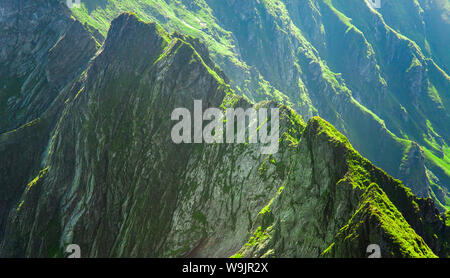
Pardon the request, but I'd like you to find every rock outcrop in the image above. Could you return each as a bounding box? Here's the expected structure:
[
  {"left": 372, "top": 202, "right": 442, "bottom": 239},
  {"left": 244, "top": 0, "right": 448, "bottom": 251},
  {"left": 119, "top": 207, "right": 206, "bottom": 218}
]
[
  {"left": 67, "top": 0, "right": 450, "bottom": 210},
  {"left": 0, "top": 13, "right": 448, "bottom": 258}
]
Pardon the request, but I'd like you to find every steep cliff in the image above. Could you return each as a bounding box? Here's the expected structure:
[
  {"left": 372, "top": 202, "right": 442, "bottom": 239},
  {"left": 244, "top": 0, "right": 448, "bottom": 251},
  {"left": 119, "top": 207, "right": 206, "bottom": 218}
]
[
  {"left": 0, "top": 0, "right": 100, "bottom": 133},
  {"left": 0, "top": 0, "right": 100, "bottom": 240},
  {"left": 0, "top": 12, "right": 448, "bottom": 258},
  {"left": 67, "top": 0, "right": 450, "bottom": 210}
]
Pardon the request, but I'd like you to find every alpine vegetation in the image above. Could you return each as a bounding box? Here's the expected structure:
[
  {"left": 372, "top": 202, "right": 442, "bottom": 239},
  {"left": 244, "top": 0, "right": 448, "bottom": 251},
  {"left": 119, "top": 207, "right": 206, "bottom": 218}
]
[
  {"left": 0, "top": 1, "right": 449, "bottom": 259},
  {"left": 171, "top": 100, "right": 280, "bottom": 154}
]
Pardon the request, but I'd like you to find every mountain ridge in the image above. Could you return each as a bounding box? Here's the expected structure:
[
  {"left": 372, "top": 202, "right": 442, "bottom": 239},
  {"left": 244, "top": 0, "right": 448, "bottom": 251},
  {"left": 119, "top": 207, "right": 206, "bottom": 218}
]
[
  {"left": 0, "top": 11, "right": 448, "bottom": 258},
  {"left": 67, "top": 0, "right": 450, "bottom": 210},
  {"left": 0, "top": 1, "right": 449, "bottom": 258}
]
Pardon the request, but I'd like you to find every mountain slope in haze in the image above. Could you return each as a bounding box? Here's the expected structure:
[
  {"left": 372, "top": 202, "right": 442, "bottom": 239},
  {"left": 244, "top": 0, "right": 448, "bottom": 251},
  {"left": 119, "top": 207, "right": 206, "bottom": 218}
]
[
  {"left": 0, "top": 12, "right": 448, "bottom": 258},
  {"left": 68, "top": 0, "right": 450, "bottom": 210}
]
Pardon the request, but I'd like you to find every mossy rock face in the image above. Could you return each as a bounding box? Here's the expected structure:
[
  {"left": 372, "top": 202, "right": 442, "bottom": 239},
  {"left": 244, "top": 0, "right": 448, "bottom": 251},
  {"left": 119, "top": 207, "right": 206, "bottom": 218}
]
[
  {"left": 0, "top": 2, "right": 99, "bottom": 134},
  {"left": 0, "top": 1, "right": 449, "bottom": 258},
  {"left": 233, "top": 117, "right": 447, "bottom": 258},
  {"left": 322, "top": 183, "right": 437, "bottom": 258},
  {"left": 65, "top": 0, "right": 450, "bottom": 209}
]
